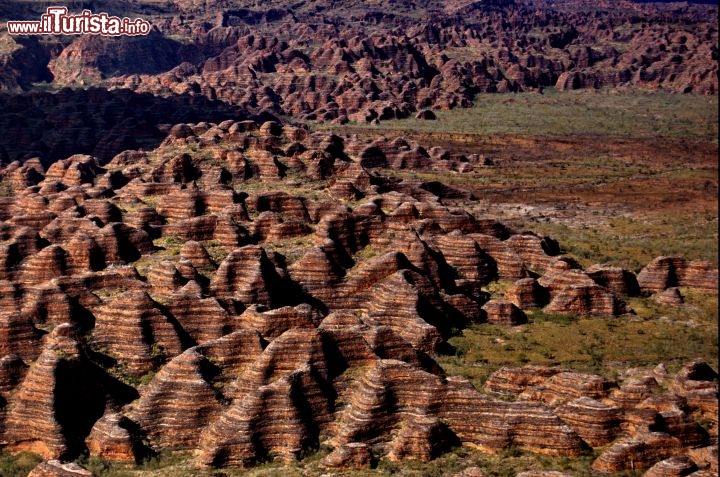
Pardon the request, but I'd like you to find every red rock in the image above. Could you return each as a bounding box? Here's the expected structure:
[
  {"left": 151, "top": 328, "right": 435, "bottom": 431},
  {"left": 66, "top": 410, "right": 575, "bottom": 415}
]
[
  {"left": 333, "top": 359, "right": 445, "bottom": 448},
  {"left": 64, "top": 233, "right": 105, "bottom": 274},
  {"left": 682, "top": 260, "right": 719, "bottom": 291},
  {"left": 683, "top": 388, "right": 718, "bottom": 427},
  {"left": 44, "top": 155, "right": 103, "bottom": 187},
  {"left": 361, "top": 326, "right": 436, "bottom": 371},
  {"left": 520, "top": 372, "right": 618, "bottom": 407},
  {"left": 321, "top": 442, "right": 374, "bottom": 469},
  {"left": 145, "top": 260, "right": 187, "bottom": 295},
  {"left": 481, "top": 299, "right": 528, "bottom": 325},
  {"left": 85, "top": 413, "right": 137, "bottom": 462},
  {"left": 91, "top": 291, "right": 185, "bottom": 377},
  {"left": 387, "top": 414, "right": 457, "bottom": 462},
  {"left": 210, "top": 245, "right": 282, "bottom": 307},
  {"left": 0, "top": 353, "right": 28, "bottom": 392},
  {"left": 592, "top": 432, "right": 684, "bottom": 473},
  {"left": 195, "top": 330, "right": 265, "bottom": 386},
  {"left": 156, "top": 187, "right": 205, "bottom": 222},
  {"left": 504, "top": 278, "right": 549, "bottom": 309},
  {"left": 180, "top": 240, "right": 216, "bottom": 269},
  {"left": 469, "top": 234, "right": 530, "bottom": 280},
  {"left": 655, "top": 409, "right": 709, "bottom": 447},
  {"left": 644, "top": 456, "right": 698, "bottom": 477},
  {"left": 622, "top": 408, "right": 664, "bottom": 436},
  {"left": 199, "top": 364, "right": 334, "bottom": 467},
  {"left": 538, "top": 267, "right": 597, "bottom": 295},
  {"left": 289, "top": 245, "right": 346, "bottom": 307},
  {"left": 167, "top": 292, "right": 232, "bottom": 344},
  {"left": 656, "top": 287, "right": 684, "bottom": 306},
  {"left": 228, "top": 328, "right": 329, "bottom": 398},
  {"left": 239, "top": 304, "right": 319, "bottom": 340},
  {"left": 0, "top": 311, "right": 42, "bottom": 362},
  {"left": 555, "top": 397, "right": 622, "bottom": 447},
  {"left": 686, "top": 446, "right": 718, "bottom": 473},
  {"left": 40, "top": 216, "right": 100, "bottom": 245},
  {"left": 504, "top": 233, "right": 560, "bottom": 274},
  {"left": 365, "top": 271, "right": 444, "bottom": 353},
  {"left": 671, "top": 359, "right": 718, "bottom": 396},
  {"left": 22, "top": 282, "right": 76, "bottom": 328},
  {"left": 433, "top": 231, "right": 496, "bottom": 283},
  {"left": 608, "top": 374, "right": 662, "bottom": 409},
  {"left": 127, "top": 348, "right": 223, "bottom": 449},
  {"left": 441, "top": 377, "right": 585, "bottom": 456},
  {"left": 638, "top": 257, "right": 718, "bottom": 293},
  {"left": 19, "top": 245, "right": 68, "bottom": 285},
  {"left": 5, "top": 326, "right": 104, "bottom": 459},
  {"left": 94, "top": 223, "right": 153, "bottom": 265},
  {"left": 151, "top": 154, "right": 198, "bottom": 184},
  {"left": 544, "top": 284, "right": 632, "bottom": 317},
  {"left": 484, "top": 366, "right": 563, "bottom": 397}
]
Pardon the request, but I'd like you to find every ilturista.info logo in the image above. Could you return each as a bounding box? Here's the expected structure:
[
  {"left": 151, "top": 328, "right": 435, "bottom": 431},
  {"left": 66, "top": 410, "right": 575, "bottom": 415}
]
[{"left": 6, "top": 6, "right": 152, "bottom": 36}]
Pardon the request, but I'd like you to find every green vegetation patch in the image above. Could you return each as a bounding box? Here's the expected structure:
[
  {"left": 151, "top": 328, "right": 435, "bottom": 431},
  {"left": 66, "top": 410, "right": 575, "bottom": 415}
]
[
  {"left": 523, "top": 211, "right": 719, "bottom": 271},
  {"left": 0, "top": 452, "right": 43, "bottom": 477},
  {"left": 438, "top": 289, "right": 718, "bottom": 390},
  {"left": 329, "top": 89, "right": 719, "bottom": 141}
]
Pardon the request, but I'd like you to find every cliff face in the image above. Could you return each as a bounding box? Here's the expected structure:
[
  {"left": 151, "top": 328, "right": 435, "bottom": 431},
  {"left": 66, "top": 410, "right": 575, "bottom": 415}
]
[{"left": 0, "top": 116, "right": 716, "bottom": 473}]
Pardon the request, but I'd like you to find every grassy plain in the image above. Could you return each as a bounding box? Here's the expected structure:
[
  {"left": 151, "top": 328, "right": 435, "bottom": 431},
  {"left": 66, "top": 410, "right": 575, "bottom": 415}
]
[{"left": 323, "top": 89, "right": 718, "bottom": 271}]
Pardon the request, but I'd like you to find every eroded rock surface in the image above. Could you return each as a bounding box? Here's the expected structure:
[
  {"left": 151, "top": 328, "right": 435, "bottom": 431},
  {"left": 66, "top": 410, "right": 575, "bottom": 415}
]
[{"left": 0, "top": 100, "right": 716, "bottom": 472}]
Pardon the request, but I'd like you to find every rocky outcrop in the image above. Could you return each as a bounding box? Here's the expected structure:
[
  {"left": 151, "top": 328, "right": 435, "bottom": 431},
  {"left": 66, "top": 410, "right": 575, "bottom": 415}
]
[
  {"left": 0, "top": 353, "right": 28, "bottom": 392},
  {"left": 127, "top": 348, "right": 223, "bottom": 449},
  {"left": 199, "top": 364, "right": 334, "bottom": 467},
  {"left": 387, "top": 415, "right": 458, "bottom": 462},
  {"left": 587, "top": 264, "right": 640, "bottom": 297},
  {"left": 644, "top": 456, "right": 698, "bottom": 477},
  {"left": 481, "top": 299, "right": 527, "bottom": 325},
  {"left": 555, "top": 397, "right": 622, "bottom": 447},
  {"left": 365, "top": 271, "right": 444, "bottom": 353},
  {"left": 49, "top": 32, "right": 180, "bottom": 86},
  {"left": 238, "top": 304, "right": 318, "bottom": 339},
  {"left": 505, "top": 278, "right": 549, "bottom": 309},
  {"left": 167, "top": 293, "right": 232, "bottom": 344},
  {"left": 484, "top": 366, "right": 563, "bottom": 397},
  {"left": 0, "top": 74, "right": 717, "bottom": 472},
  {"left": 656, "top": 287, "right": 684, "bottom": 306},
  {"left": 4, "top": 326, "right": 107, "bottom": 459},
  {"left": 441, "top": 377, "right": 585, "bottom": 456},
  {"left": 520, "top": 372, "right": 618, "bottom": 407},
  {"left": 210, "top": 245, "right": 283, "bottom": 307},
  {"left": 91, "top": 291, "right": 186, "bottom": 377},
  {"left": 180, "top": 240, "right": 215, "bottom": 269},
  {"left": 85, "top": 414, "right": 137, "bottom": 462},
  {"left": 0, "top": 311, "right": 42, "bottom": 362},
  {"left": 321, "top": 442, "right": 374, "bottom": 470},
  {"left": 592, "top": 433, "right": 684, "bottom": 473},
  {"left": 544, "top": 284, "right": 631, "bottom": 317},
  {"left": 638, "top": 257, "right": 718, "bottom": 293}
]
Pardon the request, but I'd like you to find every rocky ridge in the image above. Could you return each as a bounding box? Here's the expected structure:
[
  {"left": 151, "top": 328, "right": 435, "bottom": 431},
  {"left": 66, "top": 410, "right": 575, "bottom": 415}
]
[
  {"left": 0, "top": 0, "right": 717, "bottom": 167},
  {"left": 0, "top": 118, "right": 716, "bottom": 473}
]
